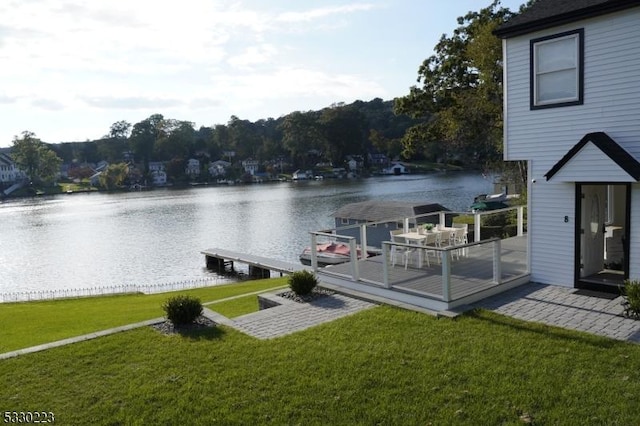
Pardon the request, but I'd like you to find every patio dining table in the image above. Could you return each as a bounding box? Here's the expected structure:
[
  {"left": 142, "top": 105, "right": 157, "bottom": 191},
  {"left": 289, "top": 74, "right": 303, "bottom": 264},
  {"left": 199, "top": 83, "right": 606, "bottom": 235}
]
[{"left": 396, "top": 231, "right": 441, "bottom": 267}]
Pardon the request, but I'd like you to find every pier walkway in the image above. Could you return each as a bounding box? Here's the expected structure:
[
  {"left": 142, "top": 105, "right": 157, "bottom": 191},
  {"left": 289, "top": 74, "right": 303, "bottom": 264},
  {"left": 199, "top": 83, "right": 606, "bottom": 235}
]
[{"left": 201, "top": 248, "right": 311, "bottom": 278}]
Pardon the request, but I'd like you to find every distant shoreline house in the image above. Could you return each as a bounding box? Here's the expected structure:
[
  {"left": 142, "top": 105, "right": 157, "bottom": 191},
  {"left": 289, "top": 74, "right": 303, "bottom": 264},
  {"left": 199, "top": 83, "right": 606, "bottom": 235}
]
[
  {"left": 494, "top": 0, "right": 640, "bottom": 293},
  {"left": 241, "top": 159, "right": 260, "bottom": 176},
  {"left": 185, "top": 158, "right": 200, "bottom": 179},
  {"left": 209, "top": 160, "right": 230, "bottom": 178},
  {"left": 148, "top": 161, "right": 167, "bottom": 186},
  {"left": 382, "top": 162, "right": 408, "bottom": 175},
  {"left": 0, "top": 153, "right": 25, "bottom": 185}
]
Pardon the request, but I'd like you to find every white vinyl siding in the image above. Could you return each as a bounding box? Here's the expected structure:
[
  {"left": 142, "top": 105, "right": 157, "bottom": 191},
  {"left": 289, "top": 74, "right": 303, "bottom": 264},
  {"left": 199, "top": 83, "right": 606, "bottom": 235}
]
[
  {"left": 550, "top": 142, "right": 638, "bottom": 182},
  {"left": 505, "top": 9, "right": 640, "bottom": 163},
  {"left": 529, "top": 179, "right": 576, "bottom": 287},
  {"left": 503, "top": 8, "right": 640, "bottom": 286}
]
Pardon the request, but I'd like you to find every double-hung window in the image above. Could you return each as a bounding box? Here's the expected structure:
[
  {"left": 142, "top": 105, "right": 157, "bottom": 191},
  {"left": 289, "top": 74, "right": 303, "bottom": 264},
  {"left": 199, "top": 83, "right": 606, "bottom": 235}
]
[{"left": 530, "top": 29, "right": 584, "bottom": 109}]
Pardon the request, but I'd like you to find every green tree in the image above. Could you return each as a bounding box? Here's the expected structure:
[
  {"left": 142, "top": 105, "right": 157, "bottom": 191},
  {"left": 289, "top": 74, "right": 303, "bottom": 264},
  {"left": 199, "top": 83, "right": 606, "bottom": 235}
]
[
  {"left": 130, "top": 114, "right": 165, "bottom": 172},
  {"left": 227, "top": 116, "right": 261, "bottom": 160},
  {"left": 279, "top": 111, "right": 325, "bottom": 168},
  {"left": 11, "top": 131, "right": 62, "bottom": 184},
  {"left": 369, "top": 129, "right": 402, "bottom": 161},
  {"left": 320, "top": 105, "right": 368, "bottom": 166},
  {"left": 108, "top": 120, "right": 132, "bottom": 140},
  {"left": 395, "top": 1, "right": 514, "bottom": 168},
  {"left": 154, "top": 120, "right": 195, "bottom": 160},
  {"left": 99, "top": 163, "right": 129, "bottom": 190}
]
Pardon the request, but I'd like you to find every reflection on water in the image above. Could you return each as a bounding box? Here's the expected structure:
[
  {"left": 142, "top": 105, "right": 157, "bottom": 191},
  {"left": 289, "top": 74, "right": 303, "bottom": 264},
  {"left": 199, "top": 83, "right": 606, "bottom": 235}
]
[{"left": 0, "top": 172, "right": 493, "bottom": 293}]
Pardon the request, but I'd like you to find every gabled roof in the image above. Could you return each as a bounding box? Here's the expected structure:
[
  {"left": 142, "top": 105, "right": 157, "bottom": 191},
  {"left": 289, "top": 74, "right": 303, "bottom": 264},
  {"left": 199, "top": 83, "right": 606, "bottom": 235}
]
[
  {"left": 545, "top": 132, "right": 640, "bottom": 181},
  {"left": 333, "top": 200, "right": 449, "bottom": 222},
  {"left": 494, "top": 0, "right": 639, "bottom": 38}
]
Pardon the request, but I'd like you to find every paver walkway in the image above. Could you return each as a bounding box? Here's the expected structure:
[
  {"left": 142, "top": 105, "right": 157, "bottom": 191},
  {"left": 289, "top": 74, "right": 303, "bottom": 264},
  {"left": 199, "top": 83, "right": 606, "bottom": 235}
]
[
  {"left": 473, "top": 283, "right": 640, "bottom": 343},
  {"left": 204, "top": 293, "right": 376, "bottom": 339}
]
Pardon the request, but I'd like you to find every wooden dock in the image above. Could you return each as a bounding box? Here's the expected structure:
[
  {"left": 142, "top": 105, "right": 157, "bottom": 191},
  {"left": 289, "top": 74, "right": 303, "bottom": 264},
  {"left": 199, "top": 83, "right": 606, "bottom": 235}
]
[{"left": 201, "top": 248, "right": 311, "bottom": 278}]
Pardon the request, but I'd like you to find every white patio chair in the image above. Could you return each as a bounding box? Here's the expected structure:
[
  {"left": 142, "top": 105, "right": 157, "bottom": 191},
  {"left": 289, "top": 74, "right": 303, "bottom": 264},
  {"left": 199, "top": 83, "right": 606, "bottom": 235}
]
[
  {"left": 453, "top": 225, "right": 468, "bottom": 257},
  {"left": 390, "top": 233, "right": 419, "bottom": 269},
  {"left": 422, "top": 231, "right": 439, "bottom": 266},
  {"left": 437, "top": 229, "right": 459, "bottom": 261},
  {"left": 389, "top": 229, "right": 404, "bottom": 264}
]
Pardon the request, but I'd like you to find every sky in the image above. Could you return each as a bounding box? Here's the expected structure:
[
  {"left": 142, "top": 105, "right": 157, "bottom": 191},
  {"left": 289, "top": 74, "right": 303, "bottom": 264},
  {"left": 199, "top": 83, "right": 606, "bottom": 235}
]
[{"left": 0, "top": 0, "right": 525, "bottom": 148}]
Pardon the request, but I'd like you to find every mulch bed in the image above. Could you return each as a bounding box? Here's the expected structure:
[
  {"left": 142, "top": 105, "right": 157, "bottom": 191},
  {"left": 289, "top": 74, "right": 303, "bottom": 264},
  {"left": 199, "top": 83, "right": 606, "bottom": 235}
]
[
  {"left": 277, "top": 288, "right": 335, "bottom": 303},
  {"left": 151, "top": 315, "right": 216, "bottom": 335}
]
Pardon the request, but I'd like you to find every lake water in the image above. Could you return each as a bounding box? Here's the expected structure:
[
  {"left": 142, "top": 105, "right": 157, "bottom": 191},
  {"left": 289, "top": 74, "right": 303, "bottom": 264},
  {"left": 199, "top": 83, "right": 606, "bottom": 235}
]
[{"left": 0, "top": 172, "right": 493, "bottom": 294}]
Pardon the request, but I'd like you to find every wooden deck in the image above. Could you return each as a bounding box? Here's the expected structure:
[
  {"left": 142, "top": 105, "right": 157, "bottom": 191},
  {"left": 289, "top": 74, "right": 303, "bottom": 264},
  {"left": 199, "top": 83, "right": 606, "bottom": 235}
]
[{"left": 317, "top": 236, "right": 529, "bottom": 308}]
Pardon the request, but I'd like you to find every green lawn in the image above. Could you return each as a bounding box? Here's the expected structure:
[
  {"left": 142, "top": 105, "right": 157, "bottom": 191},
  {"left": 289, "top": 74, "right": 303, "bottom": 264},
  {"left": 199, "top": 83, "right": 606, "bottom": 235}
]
[
  {"left": 1, "top": 282, "right": 640, "bottom": 424},
  {"left": 0, "top": 278, "right": 287, "bottom": 353}
]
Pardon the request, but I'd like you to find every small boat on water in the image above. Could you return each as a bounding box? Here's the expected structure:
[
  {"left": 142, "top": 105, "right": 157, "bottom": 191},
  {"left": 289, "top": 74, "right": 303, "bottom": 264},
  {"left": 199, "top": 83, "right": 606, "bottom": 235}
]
[
  {"left": 470, "top": 192, "right": 520, "bottom": 212},
  {"left": 299, "top": 242, "right": 364, "bottom": 266}
]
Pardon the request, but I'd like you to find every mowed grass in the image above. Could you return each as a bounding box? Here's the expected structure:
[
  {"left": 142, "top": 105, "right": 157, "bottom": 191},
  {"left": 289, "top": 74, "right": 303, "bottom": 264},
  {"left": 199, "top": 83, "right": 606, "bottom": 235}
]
[
  {"left": 2, "top": 280, "right": 640, "bottom": 424},
  {"left": 0, "top": 278, "right": 287, "bottom": 353},
  {"left": 1, "top": 306, "right": 640, "bottom": 425}
]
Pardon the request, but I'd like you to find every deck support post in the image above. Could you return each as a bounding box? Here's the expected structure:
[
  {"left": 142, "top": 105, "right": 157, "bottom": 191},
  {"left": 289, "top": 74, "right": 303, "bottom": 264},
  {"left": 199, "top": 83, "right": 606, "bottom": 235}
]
[
  {"left": 441, "top": 251, "right": 451, "bottom": 302},
  {"left": 381, "top": 242, "right": 390, "bottom": 288},
  {"left": 439, "top": 212, "right": 446, "bottom": 228},
  {"left": 474, "top": 212, "right": 482, "bottom": 242},
  {"left": 205, "top": 255, "right": 227, "bottom": 272},
  {"left": 249, "top": 265, "right": 271, "bottom": 278},
  {"left": 359, "top": 224, "right": 368, "bottom": 259},
  {"left": 517, "top": 206, "right": 524, "bottom": 236},
  {"left": 311, "top": 233, "right": 318, "bottom": 272},
  {"left": 349, "top": 238, "right": 360, "bottom": 281},
  {"left": 493, "top": 239, "right": 502, "bottom": 284}
]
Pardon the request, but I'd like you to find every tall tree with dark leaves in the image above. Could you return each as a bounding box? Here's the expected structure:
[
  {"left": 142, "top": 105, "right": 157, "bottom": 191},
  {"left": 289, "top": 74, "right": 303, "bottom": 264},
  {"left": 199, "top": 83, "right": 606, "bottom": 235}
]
[
  {"left": 279, "top": 111, "right": 325, "bottom": 169},
  {"left": 130, "top": 114, "right": 164, "bottom": 172},
  {"left": 395, "top": 0, "right": 526, "bottom": 181},
  {"left": 320, "top": 105, "right": 368, "bottom": 166}
]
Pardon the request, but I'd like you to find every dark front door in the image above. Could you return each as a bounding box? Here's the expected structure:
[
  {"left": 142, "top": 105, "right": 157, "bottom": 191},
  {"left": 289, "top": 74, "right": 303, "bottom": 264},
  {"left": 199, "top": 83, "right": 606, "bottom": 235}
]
[{"left": 576, "top": 183, "right": 630, "bottom": 293}]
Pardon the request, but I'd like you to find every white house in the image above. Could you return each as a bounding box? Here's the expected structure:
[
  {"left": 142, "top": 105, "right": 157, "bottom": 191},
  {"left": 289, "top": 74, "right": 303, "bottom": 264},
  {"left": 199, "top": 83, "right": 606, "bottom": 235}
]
[
  {"left": 0, "top": 153, "right": 25, "bottom": 184},
  {"left": 382, "top": 162, "right": 408, "bottom": 175},
  {"left": 495, "top": 0, "right": 640, "bottom": 293},
  {"left": 241, "top": 158, "right": 260, "bottom": 176},
  {"left": 185, "top": 158, "right": 200, "bottom": 179},
  {"left": 209, "top": 160, "right": 230, "bottom": 177},
  {"left": 148, "top": 161, "right": 167, "bottom": 186}
]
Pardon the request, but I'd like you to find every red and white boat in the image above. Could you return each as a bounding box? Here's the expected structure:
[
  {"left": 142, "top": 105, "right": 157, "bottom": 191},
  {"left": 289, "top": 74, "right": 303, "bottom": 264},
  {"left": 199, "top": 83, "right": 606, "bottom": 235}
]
[{"left": 298, "top": 242, "right": 362, "bottom": 266}]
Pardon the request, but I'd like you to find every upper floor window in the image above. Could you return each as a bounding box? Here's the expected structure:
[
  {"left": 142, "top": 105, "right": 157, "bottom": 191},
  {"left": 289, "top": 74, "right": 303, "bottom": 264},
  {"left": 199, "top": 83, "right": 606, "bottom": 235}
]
[{"left": 530, "top": 29, "right": 584, "bottom": 109}]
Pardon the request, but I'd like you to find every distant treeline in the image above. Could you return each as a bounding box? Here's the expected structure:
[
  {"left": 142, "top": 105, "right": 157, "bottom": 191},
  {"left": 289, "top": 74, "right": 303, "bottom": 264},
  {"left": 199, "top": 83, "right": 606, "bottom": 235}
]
[{"left": 49, "top": 98, "right": 423, "bottom": 171}]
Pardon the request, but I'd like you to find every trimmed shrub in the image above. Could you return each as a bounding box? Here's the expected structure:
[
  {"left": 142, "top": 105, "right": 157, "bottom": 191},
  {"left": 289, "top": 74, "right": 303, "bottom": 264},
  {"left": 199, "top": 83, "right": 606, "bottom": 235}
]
[
  {"left": 288, "top": 270, "right": 318, "bottom": 296},
  {"left": 163, "top": 295, "right": 203, "bottom": 325},
  {"left": 621, "top": 280, "right": 640, "bottom": 320}
]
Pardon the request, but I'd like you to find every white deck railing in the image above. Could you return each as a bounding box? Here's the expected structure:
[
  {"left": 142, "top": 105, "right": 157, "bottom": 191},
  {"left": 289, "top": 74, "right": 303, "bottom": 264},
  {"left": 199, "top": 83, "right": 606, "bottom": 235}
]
[{"left": 309, "top": 206, "right": 528, "bottom": 304}]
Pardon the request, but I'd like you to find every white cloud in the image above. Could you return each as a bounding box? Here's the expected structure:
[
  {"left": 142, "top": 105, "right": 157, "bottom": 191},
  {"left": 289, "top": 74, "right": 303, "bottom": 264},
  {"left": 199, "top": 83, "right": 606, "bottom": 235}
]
[
  {"left": 0, "top": 0, "right": 388, "bottom": 146},
  {"left": 227, "top": 44, "right": 278, "bottom": 69},
  {"left": 81, "top": 96, "right": 184, "bottom": 110},
  {"left": 276, "top": 4, "right": 376, "bottom": 23},
  {"left": 30, "top": 98, "right": 66, "bottom": 111},
  {"left": 0, "top": 94, "right": 18, "bottom": 104},
  {"left": 215, "top": 67, "right": 384, "bottom": 104}
]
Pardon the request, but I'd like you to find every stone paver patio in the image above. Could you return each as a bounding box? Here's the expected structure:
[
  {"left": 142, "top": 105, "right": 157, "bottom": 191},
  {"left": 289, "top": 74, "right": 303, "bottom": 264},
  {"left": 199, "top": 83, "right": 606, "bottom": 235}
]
[{"left": 473, "top": 283, "right": 640, "bottom": 343}]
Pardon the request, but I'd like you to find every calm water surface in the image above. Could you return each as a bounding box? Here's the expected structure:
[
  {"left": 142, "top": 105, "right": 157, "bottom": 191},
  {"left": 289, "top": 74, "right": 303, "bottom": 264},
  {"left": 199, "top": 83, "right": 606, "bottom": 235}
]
[{"left": 0, "top": 172, "right": 493, "bottom": 293}]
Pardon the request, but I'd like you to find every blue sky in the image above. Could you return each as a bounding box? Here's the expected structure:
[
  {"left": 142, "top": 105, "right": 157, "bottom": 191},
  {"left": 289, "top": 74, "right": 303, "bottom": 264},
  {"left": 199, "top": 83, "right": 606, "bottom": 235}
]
[{"left": 0, "top": 0, "right": 524, "bottom": 147}]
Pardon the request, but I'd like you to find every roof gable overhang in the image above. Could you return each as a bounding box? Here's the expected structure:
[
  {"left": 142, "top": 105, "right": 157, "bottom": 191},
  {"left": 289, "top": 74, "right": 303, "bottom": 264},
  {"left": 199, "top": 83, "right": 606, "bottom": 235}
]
[
  {"left": 545, "top": 132, "right": 640, "bottom": 182},
  {"left": 494, "top": 0, "right": 639, "bottom": 38}
]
